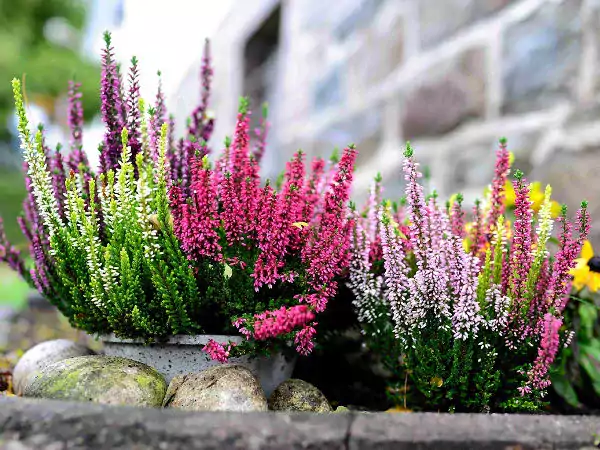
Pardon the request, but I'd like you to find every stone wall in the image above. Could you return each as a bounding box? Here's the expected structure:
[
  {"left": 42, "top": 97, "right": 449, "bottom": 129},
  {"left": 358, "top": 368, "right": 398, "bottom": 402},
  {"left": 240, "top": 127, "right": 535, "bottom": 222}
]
[
  {"left": 2, "top": 398, "right": 600, "bottom": 449},
  {"left": 171, "top": 0, "right": 600, "bottom": 243}
]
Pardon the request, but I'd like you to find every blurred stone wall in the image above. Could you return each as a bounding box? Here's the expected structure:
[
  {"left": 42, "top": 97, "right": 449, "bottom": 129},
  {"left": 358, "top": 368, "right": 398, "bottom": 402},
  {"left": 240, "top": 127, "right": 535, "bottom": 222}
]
[{"left": 172, "top": 0, "right": 600, "bottom": 244}]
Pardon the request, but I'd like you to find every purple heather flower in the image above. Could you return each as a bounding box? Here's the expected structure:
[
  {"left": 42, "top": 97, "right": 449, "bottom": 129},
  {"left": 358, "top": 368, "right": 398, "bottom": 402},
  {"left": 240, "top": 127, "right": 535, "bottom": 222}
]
[
  {"left": 50, "top": 145, "right": 67, "bottom": 218},
  {"left": 100, "top": 31, "right": 126, "bottom": 173},
  {"left": 187, "top": 39, "right": 214, "bottom": 142}
]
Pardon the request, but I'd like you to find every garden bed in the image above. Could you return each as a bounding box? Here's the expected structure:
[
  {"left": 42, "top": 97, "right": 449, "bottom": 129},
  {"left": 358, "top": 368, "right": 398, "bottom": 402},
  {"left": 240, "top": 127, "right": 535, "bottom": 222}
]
[{"left": 1, "top": 397, "right": 599, "bottom": 449}]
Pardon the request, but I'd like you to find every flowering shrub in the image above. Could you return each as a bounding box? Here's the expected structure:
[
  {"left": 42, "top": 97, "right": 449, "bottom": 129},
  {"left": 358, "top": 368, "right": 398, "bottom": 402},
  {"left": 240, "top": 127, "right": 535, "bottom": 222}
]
[
  {"left": 0, "top": 32, "right": 357, "bottom": 360},
  {"left": 169, "top": 98, "right": 357, "bottom": 357},
  {"left": 348, "top": 139, "right": 590, "bottom": 412}
]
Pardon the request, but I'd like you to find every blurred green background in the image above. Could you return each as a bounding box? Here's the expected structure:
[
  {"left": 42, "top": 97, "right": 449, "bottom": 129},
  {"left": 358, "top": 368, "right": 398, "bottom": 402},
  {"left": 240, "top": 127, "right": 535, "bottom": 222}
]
[{"left": 0, "top": 0, "right": 99, "bottom": 308}]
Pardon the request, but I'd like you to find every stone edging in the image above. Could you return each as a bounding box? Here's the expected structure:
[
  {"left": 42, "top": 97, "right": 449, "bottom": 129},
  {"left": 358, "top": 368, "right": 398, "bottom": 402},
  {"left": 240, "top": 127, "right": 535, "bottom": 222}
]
[{"left": 1, "top": 398, "right": 599, "bottom": 449}]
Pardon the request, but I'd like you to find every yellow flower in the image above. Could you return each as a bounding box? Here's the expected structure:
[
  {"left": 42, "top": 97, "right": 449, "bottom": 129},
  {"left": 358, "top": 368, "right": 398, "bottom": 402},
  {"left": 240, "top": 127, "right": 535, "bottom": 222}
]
[
  {"left": 570, "top": 240, "right": 600, "bottom": 293},
  {"left": 292, "top": 221, "right": 309, "bottom": 229}
]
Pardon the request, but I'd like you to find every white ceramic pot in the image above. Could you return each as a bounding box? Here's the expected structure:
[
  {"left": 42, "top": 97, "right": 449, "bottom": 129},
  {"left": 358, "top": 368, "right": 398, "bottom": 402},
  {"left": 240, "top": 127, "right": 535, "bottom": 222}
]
[{"left": 101, "top": 334, "right": 295, "bottom": 396}]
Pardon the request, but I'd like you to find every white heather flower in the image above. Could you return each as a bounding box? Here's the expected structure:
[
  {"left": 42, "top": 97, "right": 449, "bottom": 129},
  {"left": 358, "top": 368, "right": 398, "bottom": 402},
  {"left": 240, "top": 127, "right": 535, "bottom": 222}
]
[
  {"left": 348, "top": 219, "right": 386, "bottom": 330},
  {"left": 136, "top": 172, "right": 160, "bottom": 260}
]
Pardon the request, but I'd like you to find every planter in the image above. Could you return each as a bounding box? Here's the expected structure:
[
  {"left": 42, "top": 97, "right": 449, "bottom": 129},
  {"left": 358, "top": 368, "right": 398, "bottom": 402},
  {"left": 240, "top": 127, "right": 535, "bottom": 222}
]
[{"left": 101, "top": 334, "right": 295, "bottom": 395}]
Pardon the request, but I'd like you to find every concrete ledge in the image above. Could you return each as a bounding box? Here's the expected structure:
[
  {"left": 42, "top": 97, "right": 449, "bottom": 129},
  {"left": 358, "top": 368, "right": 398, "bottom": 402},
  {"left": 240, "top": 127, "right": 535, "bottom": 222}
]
[{"left": 0, "top": 398, "right": 599, "bottom": 449}]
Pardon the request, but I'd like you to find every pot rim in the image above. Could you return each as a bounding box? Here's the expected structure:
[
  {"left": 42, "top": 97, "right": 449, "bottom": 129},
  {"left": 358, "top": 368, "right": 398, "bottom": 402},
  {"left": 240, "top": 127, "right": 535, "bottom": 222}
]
[{"left": 100, "top": 334, "right": 244, "bottom": 346}]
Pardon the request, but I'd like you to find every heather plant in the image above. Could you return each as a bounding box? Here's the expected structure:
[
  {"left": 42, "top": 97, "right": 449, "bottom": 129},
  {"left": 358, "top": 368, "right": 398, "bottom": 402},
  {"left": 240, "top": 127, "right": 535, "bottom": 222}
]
[
  {"left": 348, "top": 140, "right": 590, "bottom": 412},
  {"left": 0, "top": 32, "right": 357, "bottom": 361},
  {"left": 169, "top": 101, "right": 357, "bottom": 359}
]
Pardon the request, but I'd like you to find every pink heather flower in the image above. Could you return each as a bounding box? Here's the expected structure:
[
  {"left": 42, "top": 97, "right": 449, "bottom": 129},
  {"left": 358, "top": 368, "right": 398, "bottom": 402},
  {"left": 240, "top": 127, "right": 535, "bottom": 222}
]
[
  {"left": 524, "top": 313, "right": 562, "bottom": 392},
  {"left": 576, "top": 202, "right": 591, "bottom": 246},
  {"left": 450, "top": 194, "right": 465, "bottom": 239},
  {"left": 544, "top": 204, "right": 589, "bottom": 314},
  {"left": 253, "top": 152, "right": 305, "bottom": 289},
  {"left": 300, "top": 157, "right": 326, "bottom": 230},
  {"left": 527, "top": 259, "right": 550, "bottom": 333},
  {"left": 190, "top": 156, "right": 223, "bottom": 260},
  {"left": 470, "top": 199, "right": 487, "bottom": 258},
  {"left": 203, "top": 339, "right": 235, "bottom": 363},
  {"left": 253, "top": 104, "right": 269, "bottom": 164},
  {"left": 220, "top": 104, "right": 259, "bottom": 246},
  {"left": 169, "top": 160, "right": 223, "bottom": 263},
  {"left": 301, "top": 146, "right": 357, "bottom": 312},
  {"left": 233, "top": 317, "right": 251, "bottom": 339},
  {"left": 509, "top": 172, "right": 533, "bottom": 305},
  {"left": 294, "top": 323, "right": 318, "bottom": 355},
  {"left": 486, "top": 138, "right": 510, "bottom": 235},
  {"left": 252, "top": 305, "right": 316, "bottom": 340}
]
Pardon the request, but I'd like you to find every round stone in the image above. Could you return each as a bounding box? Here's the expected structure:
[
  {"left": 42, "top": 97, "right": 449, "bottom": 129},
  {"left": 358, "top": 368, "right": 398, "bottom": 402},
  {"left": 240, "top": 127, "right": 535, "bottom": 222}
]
[
  {"left": 12, "top": 339, "right": 95, "bottom": 395},
  {"left": 268, "top": 379, "right": 332, "bottom": 412},
  {"left": 163, "top": 364, "right": 268, "bottom": 412},
  {"left": 22, "top": 355, "right": 166, "bottom": 407}
]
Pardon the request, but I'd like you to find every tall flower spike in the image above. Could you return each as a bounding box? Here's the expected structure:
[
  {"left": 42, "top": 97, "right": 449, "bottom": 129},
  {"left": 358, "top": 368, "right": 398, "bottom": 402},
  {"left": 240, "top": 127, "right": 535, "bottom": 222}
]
[
  {"left": 403, "top": 143, "right": 428, "bottom": 267},
  {"left": 50, "top": 144, "right": 67, "bottom": 218},
  {"left": 155, "top": 70, "right": 166, "bottom": 124},
  {"left": 220, "top": 98, "right": 254, "bottom": 245},
  {"left": 365, "top": 173, "right": 383, "bottom": 243},
  {"left": 253, "top": 151, "right": 305, "bottom": 289},
  {"left": 450, "top": 193, "right": 465, "bottom": 239},
  {"left": 486, "top": 137, "right": 510, "bottom": 234},
  {"left": 524, "top": 313, "right": 562, "bottom": 392},
  {"left": 300, "top": 145, "right": 357, "bottom": 312},
  {"left": 470, "top": 199, "right": 486, "bottom": 257},
  {"left": 126, "top": 56, "right": 142, "bottom": 166},
  {"left": 253, "top": 103, "right": 269, "bottom": 164},
  {"left": 100, "top": 31, "right": 126, "bottom": 173},
  {"left": 300, "top": 157, "right": 326, "bottom": 230},
  {"left": 13, "top": 79, "right": 63, "bottom": 238},
  {"left": 66, "top": 81, "right": 91, "bottom": 176},
  {"left": 524, "top": 185, "right": 554, "bottom": 315},
  {"left": 546, "top": 203, "right": 589, "bottom": 314},
  {"left": 171, "top": 154, "right": 222, "bottom": 262},
  {"left": 187, "top": 39, "right": 214, "bottom": 141},
  {"left": 508, "top": 170, "right": 533, "bottom": 328},
  {"left": 380, "top": 207, "right": 412, "bottom": 340},
  {"left": 348, "top": 209, "right": 385, "bottom": 328}
]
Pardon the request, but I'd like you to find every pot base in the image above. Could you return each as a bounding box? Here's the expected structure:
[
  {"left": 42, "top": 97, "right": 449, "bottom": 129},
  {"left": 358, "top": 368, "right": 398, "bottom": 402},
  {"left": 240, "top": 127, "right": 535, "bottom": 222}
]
[{"left": 101, "top": 334, "right": 295, "bottom": 396}]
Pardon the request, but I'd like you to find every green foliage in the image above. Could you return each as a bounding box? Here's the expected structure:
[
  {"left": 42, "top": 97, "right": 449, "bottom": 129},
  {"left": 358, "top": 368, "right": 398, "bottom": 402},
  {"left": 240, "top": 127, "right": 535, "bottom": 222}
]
[{"left": 552, "top": 294, "right": 600, "bottom": 412}]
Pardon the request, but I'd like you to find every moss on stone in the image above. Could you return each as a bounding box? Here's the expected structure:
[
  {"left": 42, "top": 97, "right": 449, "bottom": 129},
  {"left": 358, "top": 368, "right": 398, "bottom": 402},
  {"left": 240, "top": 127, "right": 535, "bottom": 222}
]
[{"left": 23, "top": 356, "right": 166, "bottom": 407}]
